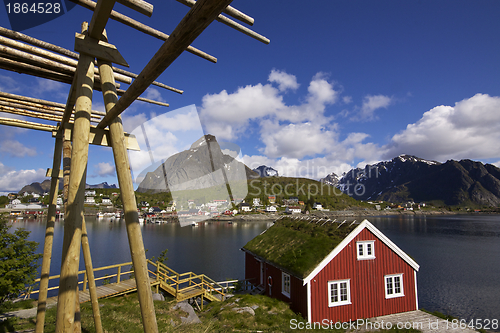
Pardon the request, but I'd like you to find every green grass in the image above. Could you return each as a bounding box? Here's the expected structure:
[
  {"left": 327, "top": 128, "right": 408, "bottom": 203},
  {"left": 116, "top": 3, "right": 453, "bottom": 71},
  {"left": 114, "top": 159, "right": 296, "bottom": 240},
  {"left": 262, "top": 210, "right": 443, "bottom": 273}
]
[
  {"left": 1, "top": 293, "right": 425, "bottom": 333},
  {"left": 243, "top": 217, "right": 357, "bottom": 278}
]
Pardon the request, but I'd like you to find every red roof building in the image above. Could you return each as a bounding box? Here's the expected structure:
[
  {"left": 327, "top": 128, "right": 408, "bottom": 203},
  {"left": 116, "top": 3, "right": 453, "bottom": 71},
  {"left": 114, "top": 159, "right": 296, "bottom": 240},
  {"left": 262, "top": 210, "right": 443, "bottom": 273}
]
[{"left": 242, "top": 218, "right": 419, "bottom": 323}]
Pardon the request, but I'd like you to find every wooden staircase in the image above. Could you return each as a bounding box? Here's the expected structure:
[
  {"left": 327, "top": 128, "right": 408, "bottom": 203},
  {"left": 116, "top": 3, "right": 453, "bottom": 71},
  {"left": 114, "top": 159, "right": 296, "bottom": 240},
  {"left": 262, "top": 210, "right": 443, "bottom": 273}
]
[
  {"left": 29, "top": 260, "right": 226, "bottom": 309},
  {"left": 148, "top": 260, "right": 226, "bottom": 305}
]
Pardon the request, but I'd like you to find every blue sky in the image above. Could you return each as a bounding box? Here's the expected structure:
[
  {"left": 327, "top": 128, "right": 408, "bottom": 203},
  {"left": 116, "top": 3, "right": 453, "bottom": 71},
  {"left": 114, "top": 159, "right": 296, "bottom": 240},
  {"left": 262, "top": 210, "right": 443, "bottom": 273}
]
[{"left": 1, "top": 0, "right": 500, "bottom": 193}]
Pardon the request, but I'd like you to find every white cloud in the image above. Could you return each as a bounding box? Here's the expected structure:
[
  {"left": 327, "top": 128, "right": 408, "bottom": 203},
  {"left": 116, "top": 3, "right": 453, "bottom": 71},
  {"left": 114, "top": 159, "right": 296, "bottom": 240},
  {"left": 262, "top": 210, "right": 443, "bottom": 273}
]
[
  {"left": 200, "top": 71, "right": 339, "bottom": 146},
  {"left": 0, "top": 74, "right": 22, "bottom": 93},
  {"left": 383, "top": 93, "right": 500, "bottom": 161},
  {"left": 260, "top": 121, "right": 337, "bottom": 159},
  {"left": 0, "top": 162, "right": 46, "bottom": 192},
  {"left": 199, "top": 83, "right": 284, "bottom": 140},
  {"left": 121, "top": 113, "right": 148, "bottom": 133},
  {"left": 0, "top": 140, "right": 37, "bottom": 157},
  {"left": 351, "top": 94, "right": 393, "bottom": 121},
  {"left": 144, "top": 87, "right": 167, "bottom": 103},
  {"left": 93, "top": 162, "right": 115, "bottom": 177},
  {"left": 268, "top": 69, "right": 299, "bottom": 92}
]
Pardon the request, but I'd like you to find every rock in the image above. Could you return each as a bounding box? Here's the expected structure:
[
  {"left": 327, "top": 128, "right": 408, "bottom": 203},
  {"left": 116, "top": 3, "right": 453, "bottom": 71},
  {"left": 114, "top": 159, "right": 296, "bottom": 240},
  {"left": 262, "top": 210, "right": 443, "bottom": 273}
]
[
  {"left": 250, "top": 305, "right": 259, "bottom": 310},
  {"left": 152, "top": 293, "right": 164, "bottom": 301},
  {"left": 173, "top": 301, "right": 201, "bottom": 324},
  {"left": 232, "top": 306, "right": 255, "bottom": 316}
]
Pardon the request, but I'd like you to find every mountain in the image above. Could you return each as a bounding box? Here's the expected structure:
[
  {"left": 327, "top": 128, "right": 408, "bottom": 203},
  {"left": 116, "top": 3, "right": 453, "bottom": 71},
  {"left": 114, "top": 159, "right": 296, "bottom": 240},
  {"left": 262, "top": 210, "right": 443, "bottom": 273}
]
[
  {"left": 18, "top": 179, "right": 55, "bottom": 194},
  {"left": 86, "top": 182, "right": 117, "bottom": 189},
  {"left": 334, "top": 154, "right": 500, "bottom": 207},
  {"left": 252, "top": 165, "right": 279, "bottom": 177},
  {"left": 136, "top": 134, "right": 257, "bottom": 194},
  {"left": 320, "top": 172, "right": 339, "bottom": 187},
  {"left": 18, "top": 180, "right": 116, "bottom": 194}
]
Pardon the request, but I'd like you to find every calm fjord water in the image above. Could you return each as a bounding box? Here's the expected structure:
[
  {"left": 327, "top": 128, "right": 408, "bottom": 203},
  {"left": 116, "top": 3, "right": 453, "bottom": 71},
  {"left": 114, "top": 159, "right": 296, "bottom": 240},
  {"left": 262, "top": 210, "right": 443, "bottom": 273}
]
[{"left": 10, "top": 214, "right": 500, "bottom": 322}]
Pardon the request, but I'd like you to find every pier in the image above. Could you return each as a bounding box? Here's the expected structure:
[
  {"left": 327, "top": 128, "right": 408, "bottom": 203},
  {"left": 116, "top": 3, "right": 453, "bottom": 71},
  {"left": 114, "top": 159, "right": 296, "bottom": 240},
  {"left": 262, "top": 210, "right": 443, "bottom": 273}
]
[{"left": 28, "top": 259, "right": 227, "bottom": 310}]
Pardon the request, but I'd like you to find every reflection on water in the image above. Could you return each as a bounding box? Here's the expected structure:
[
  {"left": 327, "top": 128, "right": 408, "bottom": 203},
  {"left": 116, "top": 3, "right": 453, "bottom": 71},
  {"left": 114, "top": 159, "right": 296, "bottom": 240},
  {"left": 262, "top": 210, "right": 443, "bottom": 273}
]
[{"left": 9, "top": 214, "right": 500, "bottom": 322}]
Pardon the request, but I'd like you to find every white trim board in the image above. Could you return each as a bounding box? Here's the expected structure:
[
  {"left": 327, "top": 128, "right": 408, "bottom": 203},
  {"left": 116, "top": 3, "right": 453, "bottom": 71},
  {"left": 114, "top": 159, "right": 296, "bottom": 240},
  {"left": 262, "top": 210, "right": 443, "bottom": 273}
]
[{"left": 303, "top": 219, "right": 419, "bottom": 285}]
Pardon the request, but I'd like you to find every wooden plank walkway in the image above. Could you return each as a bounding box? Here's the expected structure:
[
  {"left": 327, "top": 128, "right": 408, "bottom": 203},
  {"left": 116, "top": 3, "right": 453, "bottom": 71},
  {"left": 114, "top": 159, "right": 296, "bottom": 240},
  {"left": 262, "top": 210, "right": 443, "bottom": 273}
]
[
  {"left": 31, "top": 260, "right": 226, "bottom": 310},
  {"left": 45, "top": 278, "right": 144, "bottom": 306}
]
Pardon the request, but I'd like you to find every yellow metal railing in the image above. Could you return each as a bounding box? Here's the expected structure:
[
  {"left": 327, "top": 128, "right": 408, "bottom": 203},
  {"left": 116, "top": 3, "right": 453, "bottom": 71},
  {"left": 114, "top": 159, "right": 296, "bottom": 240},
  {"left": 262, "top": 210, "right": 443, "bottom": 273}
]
[
  {"left": 28, "top": 259, "right": 226, "bottom": 304},
  {"left": 29, "top": 261, "right": 133, "bottom": 296},
  {"left": 146, "top": 260, "right": 226, "bottom": 302}
]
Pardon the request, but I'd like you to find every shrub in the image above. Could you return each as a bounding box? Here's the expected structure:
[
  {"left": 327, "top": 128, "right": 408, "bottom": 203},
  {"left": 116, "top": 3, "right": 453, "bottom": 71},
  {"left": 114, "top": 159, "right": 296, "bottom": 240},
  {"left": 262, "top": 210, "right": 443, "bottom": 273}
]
[{"left": 0, "top": 219, "right": 41, "bottom": 303}]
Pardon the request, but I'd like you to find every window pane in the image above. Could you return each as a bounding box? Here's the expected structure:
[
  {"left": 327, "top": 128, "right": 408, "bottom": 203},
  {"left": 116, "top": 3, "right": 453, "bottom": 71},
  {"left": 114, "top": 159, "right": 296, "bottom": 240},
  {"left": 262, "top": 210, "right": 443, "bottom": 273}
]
[
  {"left": 358, "top": 244, "right": 363, "bottom": 256},
  {"left": 394, "top": 276, "right": 401, "bottom": 294},
  {"left": 386, "top": 277, "right": 393, "bottom": 294},
  {"left": 340, "top": 282, "right": 347, "bottom": 301},
  {"left": 367, "top": 243, "right": 372, "bottom": 255},
  {"left": 331, "top": 284, "right": 338, "bottom": 302}
]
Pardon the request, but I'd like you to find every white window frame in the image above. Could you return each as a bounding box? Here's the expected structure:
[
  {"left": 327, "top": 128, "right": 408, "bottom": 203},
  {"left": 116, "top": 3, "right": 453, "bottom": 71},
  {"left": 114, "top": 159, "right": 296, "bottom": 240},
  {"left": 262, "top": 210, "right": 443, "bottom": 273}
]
[
  {"left": 357, "top": 240, "right": 375, "bottom": 260},
  {"left": 282, "top": 272, "right": 291, "bottom": 298},
  {"left": 385, "top": 273, "right": 404, "bottom": 299},
  {"left": 328, "top": 279, "right": 351, "bottom": 307}
]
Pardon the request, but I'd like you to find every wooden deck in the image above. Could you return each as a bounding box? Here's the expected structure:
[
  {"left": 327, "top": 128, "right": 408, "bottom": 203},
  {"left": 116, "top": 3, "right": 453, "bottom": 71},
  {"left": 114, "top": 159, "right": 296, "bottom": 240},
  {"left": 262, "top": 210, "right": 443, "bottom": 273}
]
[{"left": 31, "top": 260, "right": 227, "bottom": 308}]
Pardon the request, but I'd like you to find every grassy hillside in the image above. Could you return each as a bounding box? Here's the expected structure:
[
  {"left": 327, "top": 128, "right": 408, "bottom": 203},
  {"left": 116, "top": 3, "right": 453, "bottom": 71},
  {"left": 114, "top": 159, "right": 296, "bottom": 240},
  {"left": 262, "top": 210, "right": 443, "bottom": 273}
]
[{"left": 244, "top": 177, "right": 368, "bottom": 210}]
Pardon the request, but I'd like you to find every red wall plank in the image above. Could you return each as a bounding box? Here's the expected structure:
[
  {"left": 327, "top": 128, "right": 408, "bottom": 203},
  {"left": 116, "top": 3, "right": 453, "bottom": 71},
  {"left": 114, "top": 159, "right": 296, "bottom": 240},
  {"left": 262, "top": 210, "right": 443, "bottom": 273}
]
[{"left": 309, "top": 228, "right": 417, "bottom": 323}]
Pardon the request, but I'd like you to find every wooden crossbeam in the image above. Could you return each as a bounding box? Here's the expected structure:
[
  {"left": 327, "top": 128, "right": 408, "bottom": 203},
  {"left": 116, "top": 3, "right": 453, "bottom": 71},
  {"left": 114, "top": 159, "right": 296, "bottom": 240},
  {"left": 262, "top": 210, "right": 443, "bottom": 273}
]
[
  {"left": 52, "top": 124, "right": 140, "bottom": 151},
  {"left": 176, "top": 0, "right": 253, "bottom": 26},
  {"left": 46, "top": 168, "right": 64, "bottom": 178},
  {"left": 116, "top": 0, "right": 153, "bottom": 17},
  {"left": 88, "top": 0, "right": 117, "bottom": 40},
  {"left": 0, "top": 35, "right": 132, "bottom": 84},
  {"left": 176, "top": 0, "right": 269, "bottom": 44},
  {"left": 68, "top": 0, "right": 217, "bottom": 63},
  {"left": 0, "top": 27, "right": 181, "bottom": 93},
  {"left": 0, "top": 100, "right": 102, "bottom": 121},
  {"left": 74, "top": 32, "right": 128, "bottom": 67},
  {"left": 0, "top": 104, "right": 98, "bottom": 123},
  {"left": 0, "top": 91, "right": 106, "bottom": 116},
  {"left": 98, "top": 0, "right": 234, "bottom": 128},
  {"left": 0, "top": 116, "right": 56, "bottom": 132}
]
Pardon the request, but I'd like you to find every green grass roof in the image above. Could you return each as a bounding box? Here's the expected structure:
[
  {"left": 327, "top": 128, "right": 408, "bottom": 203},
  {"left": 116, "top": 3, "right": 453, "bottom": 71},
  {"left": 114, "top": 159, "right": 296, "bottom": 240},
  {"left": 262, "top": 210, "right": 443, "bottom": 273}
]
[{"left": 243, "top": 217, "right": 358, "bottom": 279}]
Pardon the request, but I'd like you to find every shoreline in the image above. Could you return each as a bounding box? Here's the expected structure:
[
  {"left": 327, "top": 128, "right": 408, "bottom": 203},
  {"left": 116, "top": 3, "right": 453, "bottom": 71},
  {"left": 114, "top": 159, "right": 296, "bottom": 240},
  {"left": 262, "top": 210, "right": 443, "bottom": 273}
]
[{"left": 208, "top": 208, "right": 480, "bottom": 222}]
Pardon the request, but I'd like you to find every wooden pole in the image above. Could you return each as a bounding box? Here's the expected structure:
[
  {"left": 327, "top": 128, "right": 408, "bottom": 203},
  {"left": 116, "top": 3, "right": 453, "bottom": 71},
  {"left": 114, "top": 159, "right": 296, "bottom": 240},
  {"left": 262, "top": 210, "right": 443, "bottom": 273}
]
[
  {"left": 0, "top": 37, "right": 132, "bottom": 84},
  {"left": 176, "top": 0, "right": 254, "bottom": 26},
  {"left": 67, "top": 0, "right": 217, "bottom": 63},
  {"left": 116, "top": 0, "right": 153, "bottom": 17},
  {"left": 0, "top": 91, "right": 107, "bottom": 116},
  {"left": 0, "top": 117, "right": 56, "bottom": 132},
  {"left": 175, "top": 0, "right": 269, "bottom": 44},
  {"left": 97, "top": 53, "right": 159, "bottom": 333},
  {"left": 0, "top": 27, "right": 181, "bottom": 93},
  {"left": 81, "top": 218, "right": 104, "bottom": 333},
  {"left": 98, "top": 0, "right": 234, "bottom": 129},
  {"left": 55, "top": 25, "right": 94, "bottom": 333},
  {"left": 0, "top": 57, "right": 75, "bottom": 85},
  {"left": 0, "top": 99, "right": 102, "bottom": 121},
  {"left": 35, "top": 134, "right": 63, "bottom": 333},
  {"left": 60, "top": 138, "right": 81, "bottom": 333},
  {"left": 0, "top": 49, "right": 119, "bottom": 88}
]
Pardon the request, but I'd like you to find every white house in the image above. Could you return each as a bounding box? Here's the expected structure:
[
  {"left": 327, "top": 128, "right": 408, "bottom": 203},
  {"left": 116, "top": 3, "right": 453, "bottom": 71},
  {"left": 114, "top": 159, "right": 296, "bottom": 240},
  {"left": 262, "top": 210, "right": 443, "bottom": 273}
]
[
  {"left": 240, "top": 203, "right": 252, "bottom": 212},
  {"left": 266, "top": 206, "right": 277, "bottom": 213},
  {"left": 285, "top": 206, "right": 302, "bottom": 214},
  {"left": 85, "top": 197, "right": 95, "bottom": 204},
  {"left": 313, "top": 202, "right": 323, "bottom": 210},
  {"left": 101, "top": 197, "right": 112, "bottom": 205}
]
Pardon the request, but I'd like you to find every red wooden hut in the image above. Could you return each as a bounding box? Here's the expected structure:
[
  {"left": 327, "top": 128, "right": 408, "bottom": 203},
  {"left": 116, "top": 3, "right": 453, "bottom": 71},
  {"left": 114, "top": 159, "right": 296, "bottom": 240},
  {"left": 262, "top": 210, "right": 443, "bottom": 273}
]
[{"left": 242, "top": 218, "right": 419, "bottom": 324}]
